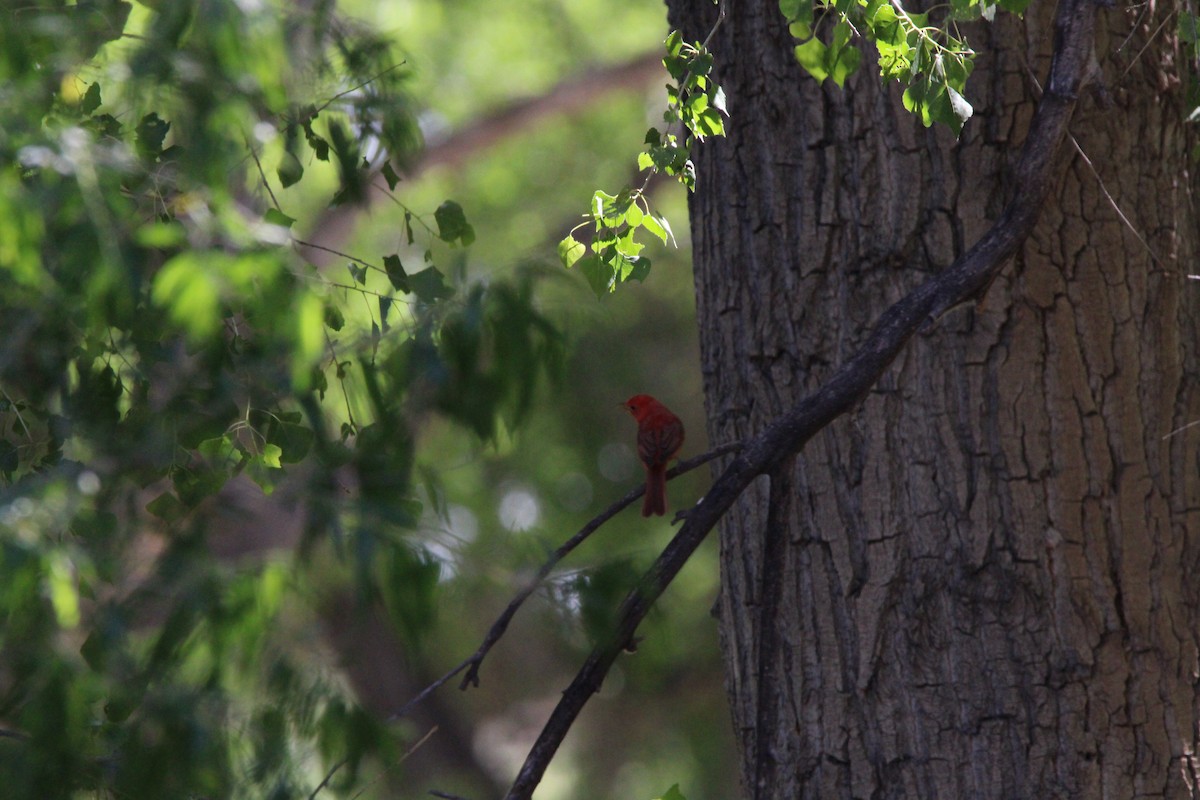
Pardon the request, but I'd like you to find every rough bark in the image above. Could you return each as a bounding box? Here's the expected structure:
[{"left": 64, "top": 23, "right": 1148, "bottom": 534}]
[{"left": 666, "top": 1, "right": 1200, "bottom": 798}]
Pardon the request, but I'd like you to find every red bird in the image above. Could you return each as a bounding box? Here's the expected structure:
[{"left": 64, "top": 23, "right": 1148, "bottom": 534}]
[{"left": 622, "top": 394, "right": 685, "bottom": 517}]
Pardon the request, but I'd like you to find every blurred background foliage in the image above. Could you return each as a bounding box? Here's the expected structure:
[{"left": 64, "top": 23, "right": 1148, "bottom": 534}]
[{"left": 0, "top": 0, "right": 733, "bottom": 798}]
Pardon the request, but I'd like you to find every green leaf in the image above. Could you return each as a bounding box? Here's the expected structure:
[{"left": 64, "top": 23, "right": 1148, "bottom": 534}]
[
  {"left": 264, "top": 208, "right": 296, "bottom": 228},
  {"left": 665, "top": 30, "right": 683, "bottom": 56},
  {"left": 324, "top": 304, "right": 345, "bottom": 331},
  {"left": 615, "top": 229, "right": 644, "bottom": 258},
  {"left": 829, "top": 44, "right": 862, "bottom": 88},
  {"left": 696, "top": 107, "right": 726, "bottom": 137},
  {"left": 779, "top": 0, "right": 803, "bottom": 20},
  {"left": 152, "top": 254, "right": 222, "bottom": 340},
  {"left": 627, "top": 256, "right": 651, "bottom": 283},
  {"left": 146, "top": 491, "right": 186, "bottom": 522},
  {"left": 135, "top": 221, "right": 186, "bottom": 248},
  {"left": 653, "top": 784, "right": 688, "bottom": 800},
  {"left": 641, "top": 213, "right": 669, "bottom": 244},
  {"left": 81, "top": 82, "right": 102, "bottom": 115},
  {"left": 260, "top": 443, "right": 283, "bottom": 469},
  {"left": 380, "top": 295, "right": 393, "bottom": 333},
  {"left": 381, "top": 160, "right": 402, "bottom": 190},
  {"left": 378, "top": 545, "right": 441, "bottom": 646},
  {"left": 135, "top": 112, "right": 171, "bottom": 161},
  {"left": 558, "top": 235, "right": 586, "bottom": 268},
  {"left": 293, "top": 292, "right": 325, "bottom": 388},
  {"left": 996, "top": 0, "right": 1031, "bottom": 13},
  {"left": 409, "top": 266, "right": 454, "bottom": 303},
  {"left": 794, "top": 37, "right": 829, "bottom": 83},
  {"left": 271, "top": 422, "right": 314, "bottom": 463},
  {"left": 434, "top": 200, "right": 476, "bottom": 246},
  {"left": 384, "top": 253, "right": 408, "bottom": 292},
  {"left": 832, "top": 19, "right": 853, "bottom": 51},
  {"left": 0, "top": 440, "right": 18, "bottom": 474},
  {"left": 1180, "top": 12, "right": 1200, "bottom": 44},
  {"left": 578, "top": 254, "right": 616, "bottom": 297},
  {"left": 278, "top": 151, "right": 304, "bottom": 188},
  {"left": 591, "top": 189, "right": 624, "bottom": 222}
]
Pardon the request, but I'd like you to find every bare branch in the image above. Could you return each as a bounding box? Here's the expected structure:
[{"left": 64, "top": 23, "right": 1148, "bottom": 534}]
[
  {"left": 503, "top": 1, "right": 1101, "bottom": 797},
  {"left": 387, "top": 440, "right": 742, "bottom": 722},
  {"left": 312, "top": 725, "right": 439, "bottom": 800}
]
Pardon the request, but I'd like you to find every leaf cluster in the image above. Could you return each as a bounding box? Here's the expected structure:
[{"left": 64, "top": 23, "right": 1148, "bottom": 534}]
[
  {"left": 781, "top": 0, "right": 1029, "bottom": 134},
  {"left": 558, "top": 30, "right": 726, "bottom": 297},
  {"left": 0, "top": 1, "right": 565, "bottom": 797}
]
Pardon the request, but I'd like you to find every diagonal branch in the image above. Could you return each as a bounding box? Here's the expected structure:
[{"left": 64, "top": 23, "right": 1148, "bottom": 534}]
[
  {"left": 387, "top": 440, "right": 743, "bottom": 722},
  {"left": 503, "top": 1, "right": 1101, "bottom": 797}
]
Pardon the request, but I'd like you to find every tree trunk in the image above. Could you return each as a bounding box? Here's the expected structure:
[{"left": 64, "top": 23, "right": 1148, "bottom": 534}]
[{"left": 665, "top": 1, "right": 1200, "bottom": 797}]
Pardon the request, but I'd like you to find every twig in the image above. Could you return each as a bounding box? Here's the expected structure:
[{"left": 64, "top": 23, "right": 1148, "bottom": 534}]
[
  {"left": 308, "top": 757, "right": 348, "bottom": 800},
  {"left": 312, "top": 725, "right": 439, "bottom": 800},
  {"left": 502, "top": 1, "right": 1099, "bottom": 797},
  {"left": 311, "top": 62, "right": 408, "bottom": 117},
  {"left": 348, "top": 726, "right": 439, "bottom": 800},
  {"left": 1023, "top": 67, "right": 1162, "bottom": 266},
  {"left": 387, "top": 439, "right": 742, "bottom": 721},
  {"left": 245, "top": 135, "right": 283, "bottom": 212},
  {"left": 294, "top": 239, "right": 386, "bottom": 273},
  {"left": 701, "top": 0, "right": 727, "bottom": 50},
  {"left": 1119, "top": 9, "right": 1174, "bottom": 81},
  {"left": 429, "top": 792, "right": 474, "bottom": 800},
  {"left": 1162, "top": 418, "right": 1200, "bottom": 441}
]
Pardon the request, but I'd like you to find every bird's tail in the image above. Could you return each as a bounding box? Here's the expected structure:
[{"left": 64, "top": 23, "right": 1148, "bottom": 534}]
[{"left": 642, "top": 465, "right": 667, "bottom": 517}]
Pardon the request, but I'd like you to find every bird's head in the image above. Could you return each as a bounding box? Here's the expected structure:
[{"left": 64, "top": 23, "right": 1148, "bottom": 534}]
[{"left": 621, "top": 394, "right": 659, "bottom": 421}]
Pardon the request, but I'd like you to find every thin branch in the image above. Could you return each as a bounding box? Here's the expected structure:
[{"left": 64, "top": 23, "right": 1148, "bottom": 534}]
[
  {"left": 311, "top": 62, "right": 408, "bottom": 118},
  {"left": 308, "top": 757, "right": 348, "bottom": 800},
  {"left": 294, "top": 238, "right": 386, "bottom": 273},
  {"left": 310, "top": 724, "right": 439, "bottom": 800},
  {"left": 1162, "top": 418, "right": 1200, "bottom": 441},
  {"left": 701, "top": 0, "right": 727, "bottom": 50},
  {"left": 245, "top": 135, "right": 283, "bottom": 212},
  {"left": 1118, "top": 9, "right": 1174, "bottom": 81},
  {"left": 1023, "top": 67, "right": 1162, "bottom": 266},
  {"left": 1066, "top": 132, "right": 1161, "bottom": 266},
  {"left": 387, "top": 440, "right": 742, "bottom": 722},
  {"left": 348, "top": 725, "right": 439, "bottom": 800},
  {"left": 502, "top": 1, "right": 1100, "bottom": 797}
]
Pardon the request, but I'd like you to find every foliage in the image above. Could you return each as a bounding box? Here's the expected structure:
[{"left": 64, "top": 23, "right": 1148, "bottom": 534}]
[
  {"left": 558, "top": 30, "right": 725, "bottom": 297},
  {"left": 780, "top": 0, "right": 1028, "bottom": 134},
  {"left": 0, "top": 0, "right": 563, "bottom": 796}
]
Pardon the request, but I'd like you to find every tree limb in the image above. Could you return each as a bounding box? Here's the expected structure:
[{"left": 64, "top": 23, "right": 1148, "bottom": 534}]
[
  {"left": 503, "top": 1, "right": 1101, "bottom": 797},
  {"left": 387, "top": 440, "right": 743, "bottom": 722}
]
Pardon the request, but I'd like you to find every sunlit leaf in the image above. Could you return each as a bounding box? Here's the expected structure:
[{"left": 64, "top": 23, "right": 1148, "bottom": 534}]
[
  {"left": 263, "top": 208, "right": 295, "bottom": 228},
  {"left": 558, "top": 234, "right": 586, "bottom": 268},
  {"left": 794, "top": 37, "right": 829, "bottom": 83}
]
